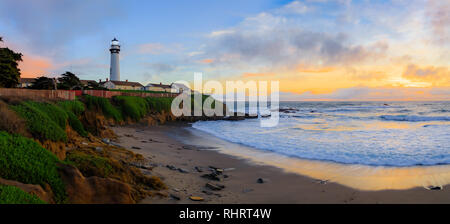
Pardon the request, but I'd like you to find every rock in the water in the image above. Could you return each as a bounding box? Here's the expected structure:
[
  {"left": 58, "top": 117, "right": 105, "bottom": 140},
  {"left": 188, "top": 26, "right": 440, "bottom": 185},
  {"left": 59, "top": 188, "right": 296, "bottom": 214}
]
[
  {"left": 131, "top": 146, "right": 141, "bottom": 150},
  {"left": 315, "top": 179, "right": 329, "bottom": 185},
  {"left": 189, "top": 196, "right": 204, "bottom": 201},
  {"left": 426, "top": 186, "right": 442, "bottom": 190},
  {"left": 205, "top": 182, "right": 225, "bottom": 191}
]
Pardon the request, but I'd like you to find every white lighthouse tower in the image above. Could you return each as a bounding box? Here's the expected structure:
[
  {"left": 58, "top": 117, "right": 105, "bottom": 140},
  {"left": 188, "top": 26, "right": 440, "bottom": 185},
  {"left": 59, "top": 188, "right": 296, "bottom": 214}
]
[{"left": 110, "top": 38, "right": 120, "bottom": 81}]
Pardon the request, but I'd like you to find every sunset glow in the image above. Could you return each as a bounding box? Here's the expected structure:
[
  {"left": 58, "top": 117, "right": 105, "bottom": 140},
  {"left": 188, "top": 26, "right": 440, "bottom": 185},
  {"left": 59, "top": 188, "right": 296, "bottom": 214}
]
[{"left": 0, "top": 0, "right": 448, "bottom": 100}]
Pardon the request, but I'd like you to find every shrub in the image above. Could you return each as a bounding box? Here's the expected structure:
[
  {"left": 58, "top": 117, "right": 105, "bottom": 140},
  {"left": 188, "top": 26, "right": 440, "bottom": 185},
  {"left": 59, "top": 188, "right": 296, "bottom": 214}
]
[
  {"left": 113, "top": 96, "right": 150, "bottom": 121},
  {"left": 10, "top": 102, "right": 67, "bottom": 142},
  {"left": 145, "top": 97, "right": 173, "bottom": 113},
  {"left": 0, "top": 100, "right": 30, "bottom": 137},
  {"left": 66, "top": 111, "right": 88, "bottom": 137},
  {"left": 25, "top": 101, "right": 68, "bottom": 129},
  {"left": 65, "top": 151, "right": 113, "bottom": 178},
  {"left": 57, "top": 100, "right": 88, "bottom": 137},
  {"left": 0, "top": 131, "right": 66, "bottom": 203},
  {"left": 110, "top": 89, "right": 166, "bottom": 94},
  {"left": 58, "top": 100, "right": 85, "bottom": 116},
  {"left": 0, "top": 185, "right": 46, "bottom": 204},
  {"left": 83, "top": 95, "right": 122, "bottom": 121}
]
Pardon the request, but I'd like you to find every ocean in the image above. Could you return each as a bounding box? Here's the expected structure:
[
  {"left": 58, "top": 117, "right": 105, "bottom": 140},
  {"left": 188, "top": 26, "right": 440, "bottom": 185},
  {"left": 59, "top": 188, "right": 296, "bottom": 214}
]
[{"left": 192, "top": 101, "right": 450, "bottom": 167}]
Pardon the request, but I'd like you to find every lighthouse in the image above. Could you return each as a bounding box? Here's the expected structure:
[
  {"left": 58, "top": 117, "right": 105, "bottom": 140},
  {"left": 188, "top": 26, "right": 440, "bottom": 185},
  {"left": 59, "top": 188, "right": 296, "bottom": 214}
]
[{"left": 109, "top": 38, "right": 120, "bottom": 81}]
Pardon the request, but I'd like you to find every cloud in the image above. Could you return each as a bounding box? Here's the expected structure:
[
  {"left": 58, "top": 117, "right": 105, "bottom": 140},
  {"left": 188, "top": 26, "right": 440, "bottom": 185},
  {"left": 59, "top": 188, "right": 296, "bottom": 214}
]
[
  {"left": 142, "top": 63, "right": 176, "bottom": 73},
  {"left": 199, "top": 59, "right": 214, "bottom": 64},
  {"left": 426, "top": 0, "right": 450, "bottom": 45},
  {"left": 18, "top": 55, "right": 53, "bottom": 77},
  {"left": 204, "top": 12, "right": 388, "bottom": 69},
  {"left": 242, "top": 73, "right": 275, "bottom": 78},
  {"left": 402, "top": 64, "right": 449, "bottom": 86},
  {"left": 275, "top": 1, "right": 309, "bottom": 15},
  {"left": 137, "top": 43, "right": 165, "bottom": 55},
  {"left": 0, "top": 0, "right": 124, "bottom": 56},
  {"left": 280, "top": 86, "right": 450, "bottom": 101},
  {"left": 136, "top": 43, "right": 183, "bottom": 55}
]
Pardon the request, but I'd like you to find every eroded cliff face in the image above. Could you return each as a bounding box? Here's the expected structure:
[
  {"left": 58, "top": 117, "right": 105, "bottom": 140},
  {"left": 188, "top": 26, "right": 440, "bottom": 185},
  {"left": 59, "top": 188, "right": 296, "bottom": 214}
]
[
  {"left": 0, "top": 96, "right": 228, "bottom": 204},
  {"left": 54, "top": 110, "right": 168, "bottom": 204}
]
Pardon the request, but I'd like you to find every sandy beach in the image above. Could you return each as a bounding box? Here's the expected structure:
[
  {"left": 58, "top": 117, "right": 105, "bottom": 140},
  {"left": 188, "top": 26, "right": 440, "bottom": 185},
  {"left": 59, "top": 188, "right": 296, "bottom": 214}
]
[{"left": 111, "top": 123, "right": 450, "bottom": 204}]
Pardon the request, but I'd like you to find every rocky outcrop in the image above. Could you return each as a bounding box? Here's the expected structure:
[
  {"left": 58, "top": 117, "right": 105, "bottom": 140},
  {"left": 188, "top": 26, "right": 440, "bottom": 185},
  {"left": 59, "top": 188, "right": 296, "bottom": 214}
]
[
  {"left": 39, "top": 140, "right": 66, "bottom": 160},
  {"left": 0, "top": 178, "right": 54, "bottom": 203},
  {"left": 81, "top": 110, "right": 117, "bottom": 139},
  {"left": 58, "top": 164, "right": 134, "bottom": 204}
]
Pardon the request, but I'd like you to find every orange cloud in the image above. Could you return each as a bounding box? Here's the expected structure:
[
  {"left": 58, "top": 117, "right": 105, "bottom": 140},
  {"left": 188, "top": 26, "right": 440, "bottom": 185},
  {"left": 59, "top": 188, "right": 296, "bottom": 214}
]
[
  {"left": 402, "top": 64, "right": 449, "bottom": 86},
  {"left": 19, "top": 55, "right": 53, "bottom": 78},
  {"left": 137, "top": 43, "right": 165, "bottom": 54},
  {"left": 242, "top": 72, "right": 276, "bottom": 78},
  {"left": 200, "top": 58, "right": 214, "bottom": 64},
  {"left": 296, "top": 65, "right": 335, "bottom": 73}
]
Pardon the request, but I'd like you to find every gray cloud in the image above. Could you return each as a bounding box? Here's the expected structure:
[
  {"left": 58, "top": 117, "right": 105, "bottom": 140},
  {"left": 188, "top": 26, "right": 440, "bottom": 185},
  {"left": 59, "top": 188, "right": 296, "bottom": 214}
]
[
  {"left": 205, "top": 15, "right": 387, "bottom": 67},
  {"left": 143, "top": 63, "right": 176, "bottom": 73}
]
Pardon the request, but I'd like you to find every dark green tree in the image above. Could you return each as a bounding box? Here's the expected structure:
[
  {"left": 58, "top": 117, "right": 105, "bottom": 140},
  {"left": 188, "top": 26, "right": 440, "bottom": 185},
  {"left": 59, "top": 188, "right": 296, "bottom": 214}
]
[
  {"left": 30, "top": 76, "right": 57, "bottom": 90},
  {"left": 57, "top": 71, "right": 82, "bottom": 90},
  {"left": 86, "top": 81, "right": 107, "bottom": 90},
  {"left": 0, "top": 37, "right": 23, "bottom": 88}
]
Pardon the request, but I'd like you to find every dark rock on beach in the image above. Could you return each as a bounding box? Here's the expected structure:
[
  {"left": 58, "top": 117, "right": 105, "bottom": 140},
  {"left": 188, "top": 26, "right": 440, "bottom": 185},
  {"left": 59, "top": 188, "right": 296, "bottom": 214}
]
[
  {"left": 257, "top": 178, "right": 269, "bottom": 184},
  {"left": 201, "top": 173, "right": 222, "bottom": 181},
  {"left": 205, "top": 182, "right": 225, "bottom": 191}
]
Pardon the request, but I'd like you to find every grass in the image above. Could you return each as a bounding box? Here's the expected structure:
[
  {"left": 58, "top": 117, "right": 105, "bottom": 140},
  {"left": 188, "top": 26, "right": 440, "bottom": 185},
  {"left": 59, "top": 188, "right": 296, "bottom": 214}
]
[
  {"left": 57, "top": 100, "right": 88, "bottom": 137},
  {"left": 0, "top": 100, "right": 30, "bottom": 137},
  {"left": 0, "top": 131, "right": 66, "bottom": 203},
  {"left": 83, "top": 95, "right": 122, "bottom": 121},
  {"left": 58, "top": 100, "right": 85, "bottom": 116},
  {"left": 10, "top": 102, "right": 67, "bottom": 142},
  {"left": 113, "top": 96, "right": 150, "bottom": 121},
  {"left": 66, "top": 111, "right": 88, "bottom": 137},
  {"left": 0, "top": 185, "right": 46, "bottom": 204},
  {"left": 25, "top": 102, "right": 68, "bottom": 129},
  {"left": 110, "top": 89, "right": 168, "bottom": 94},
  {"left": 145, "top": 97, "right": 173, "bottom": 113},
  {"left": 65, "top": 151, "right": 113, "bottom": 178},
  {"left": 113, "top": 96, "right": 175, "bottom": 121}
]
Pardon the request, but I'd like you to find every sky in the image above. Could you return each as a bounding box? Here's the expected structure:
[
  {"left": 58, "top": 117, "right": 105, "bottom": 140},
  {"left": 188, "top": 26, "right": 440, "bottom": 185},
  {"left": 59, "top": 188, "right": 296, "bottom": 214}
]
[{"left": 0, "top": 0, "right": 448, "bottom": 101}]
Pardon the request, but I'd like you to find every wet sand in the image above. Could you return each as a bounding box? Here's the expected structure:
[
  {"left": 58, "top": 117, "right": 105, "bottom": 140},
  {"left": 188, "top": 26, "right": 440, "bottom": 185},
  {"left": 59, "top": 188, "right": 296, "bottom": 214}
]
[{"left": 111, "top": 123, "right": 450, "bottom": 204}]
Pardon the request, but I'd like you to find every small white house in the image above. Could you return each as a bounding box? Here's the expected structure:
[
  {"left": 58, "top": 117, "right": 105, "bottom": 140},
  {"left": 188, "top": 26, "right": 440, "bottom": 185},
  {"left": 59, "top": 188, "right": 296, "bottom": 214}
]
[
  {"left": 170, "top": 83, "right": 190, "bottom": 93},
  {"left": 143, "top": 83, "right": 173, "bottom": 92},
  {"left": 100, "top": 79, "right": 143, "bottom": 90},
  {"left": 18, "top": 78, "right": 36, "bottom": 88}
]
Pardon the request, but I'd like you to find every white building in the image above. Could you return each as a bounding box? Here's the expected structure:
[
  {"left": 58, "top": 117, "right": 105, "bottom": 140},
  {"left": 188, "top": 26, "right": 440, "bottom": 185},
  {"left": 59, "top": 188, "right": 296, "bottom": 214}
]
[
  {"left": 110, "top": 38, "right": 120, "bottom": 81},
  {"left": 100, "top": 79, "right": 143, "bottom": 90}
]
